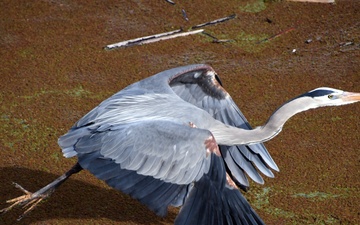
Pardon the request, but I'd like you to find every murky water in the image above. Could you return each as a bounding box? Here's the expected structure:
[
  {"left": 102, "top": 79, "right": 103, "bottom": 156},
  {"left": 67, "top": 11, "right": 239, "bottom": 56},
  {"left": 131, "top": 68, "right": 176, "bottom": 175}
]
[{"left": 1, "top": 1, "right": 359, "bottom": 224}]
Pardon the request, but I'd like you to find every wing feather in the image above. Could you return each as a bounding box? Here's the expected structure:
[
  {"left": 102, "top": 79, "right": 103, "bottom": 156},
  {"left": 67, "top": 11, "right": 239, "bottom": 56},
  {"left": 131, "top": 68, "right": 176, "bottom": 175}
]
[
  {"left": 136, "top": 155, "right": 160, "bottom": 175},
  {"left": 229, "top": 147, "right": 264, "bottom": 184},
  {"left": 75, "top": 149, "right": 190, "bottom": 217},
  {"left": 175, "top": 154, "right": 265, "bottom": 225},
  {"left": 60, "top": 120, "right": 213, "bottom": 185},
  {"left": 169, "top": 65, "right": 279, "bottom": 188},
  {"left": 58, "top": 105, "right": 217, "bottom": 215}
]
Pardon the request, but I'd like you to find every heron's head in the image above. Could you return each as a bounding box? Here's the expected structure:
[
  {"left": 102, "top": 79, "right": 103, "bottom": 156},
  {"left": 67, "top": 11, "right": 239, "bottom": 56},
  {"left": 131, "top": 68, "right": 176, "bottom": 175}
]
[{"left": 303, "top": 87, "right": 360, "bottom": 107}]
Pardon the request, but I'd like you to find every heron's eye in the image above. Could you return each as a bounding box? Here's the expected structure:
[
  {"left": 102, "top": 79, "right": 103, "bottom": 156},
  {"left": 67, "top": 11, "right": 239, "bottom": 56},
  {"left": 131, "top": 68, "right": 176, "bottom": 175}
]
[{"left": 328, "top": 94, "right": 334, "bottom": 99}]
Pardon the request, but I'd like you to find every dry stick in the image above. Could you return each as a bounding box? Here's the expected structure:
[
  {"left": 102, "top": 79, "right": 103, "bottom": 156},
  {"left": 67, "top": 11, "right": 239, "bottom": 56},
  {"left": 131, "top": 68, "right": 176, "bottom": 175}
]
[
  {"left": 182, "top": 9, "right": 189, "bottom": 21},
  {"left": 257, "top": 27, "right": 295, "bottom": 44},
  {"left": 202, "top": 32, "right": 233, "bottom": 43},
  {"left": 105, "top": 29, "right": 204, "bottom": 49},
  {"left": 191, "top": 14, "right": 236, "bottom": 29},
  {"left": 202, "top": 32, "right": 218, "bottom": 40},
  {"left": 135, "top": 29, "right": 204, "bottom": 45},
  {"left": 105, "top": 29, "right": 182, "bottom": 50},
  {"left": 105, "top": 14, "right": 236, "bottom": 50},
  {"left": 165, "top": 0, "right": 175, "bottom": 5}
]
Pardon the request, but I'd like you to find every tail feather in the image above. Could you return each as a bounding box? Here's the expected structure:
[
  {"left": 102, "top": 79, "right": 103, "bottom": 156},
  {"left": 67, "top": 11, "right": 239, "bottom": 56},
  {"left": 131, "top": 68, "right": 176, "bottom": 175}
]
[{"left": 175, "top": 154, "right": 265, "bottom": 225}]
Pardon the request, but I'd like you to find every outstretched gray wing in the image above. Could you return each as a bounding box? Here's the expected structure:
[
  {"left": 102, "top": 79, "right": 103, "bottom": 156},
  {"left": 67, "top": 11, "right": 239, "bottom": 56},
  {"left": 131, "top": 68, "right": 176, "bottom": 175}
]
[
  {"left": 59, "top": 119, "right": 214, "bottom": 215},
  {"left": 168, "top": 64, "right": 279, "bottom": 188}
]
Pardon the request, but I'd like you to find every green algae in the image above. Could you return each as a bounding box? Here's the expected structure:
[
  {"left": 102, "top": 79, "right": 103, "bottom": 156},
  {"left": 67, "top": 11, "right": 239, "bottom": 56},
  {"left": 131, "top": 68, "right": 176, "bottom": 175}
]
[
  {"left": 21, "top": 86, "right": 92, "bottom": 99},
  {"left": 201, "top": 31, "right": 269, "bottom": 53},
  {"left": 249, "top": 186, "right": 298, "bottom": 219},
  {"left": 234, "top": 32, "right": 270, "bottom": 52},
  {"left": 239, "top": 0, "right": 267, "bottom": 13},
  {"left": 293, "top": 191, "right": 341, "bottom": 201},
  {"left": 248, "top": 185, "right": 358, "bottom": 224}
]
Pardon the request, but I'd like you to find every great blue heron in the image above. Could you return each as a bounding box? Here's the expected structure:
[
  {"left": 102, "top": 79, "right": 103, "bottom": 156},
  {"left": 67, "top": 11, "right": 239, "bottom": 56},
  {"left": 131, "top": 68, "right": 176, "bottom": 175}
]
[{"left": 1, "top": 64, "right": 359, "bottom": 224}]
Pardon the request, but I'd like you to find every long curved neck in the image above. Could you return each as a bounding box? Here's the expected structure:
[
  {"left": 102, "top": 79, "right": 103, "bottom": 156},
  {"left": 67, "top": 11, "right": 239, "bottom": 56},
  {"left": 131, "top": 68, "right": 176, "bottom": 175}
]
[{"left": 211, "top": 97, "right": 317, "bottom": 146}]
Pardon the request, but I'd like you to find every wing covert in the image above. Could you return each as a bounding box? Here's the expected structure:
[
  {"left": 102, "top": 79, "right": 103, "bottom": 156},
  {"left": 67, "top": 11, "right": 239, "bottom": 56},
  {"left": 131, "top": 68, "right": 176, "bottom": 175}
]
[
  {"left": 169, "top": 65, "right": 279, "bottom": 188},
  {"left": 58, "top": 119, "right": 217, "bottom": 215},
  {"left": 59, "top": 120, "right": 213, "bottom": 185}
]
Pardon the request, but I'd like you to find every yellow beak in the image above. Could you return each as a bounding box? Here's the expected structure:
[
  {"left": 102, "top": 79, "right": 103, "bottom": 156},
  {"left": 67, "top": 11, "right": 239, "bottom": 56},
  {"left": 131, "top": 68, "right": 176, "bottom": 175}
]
[{"left": 342, "top": 91, "right": 360, "bottom": 102}]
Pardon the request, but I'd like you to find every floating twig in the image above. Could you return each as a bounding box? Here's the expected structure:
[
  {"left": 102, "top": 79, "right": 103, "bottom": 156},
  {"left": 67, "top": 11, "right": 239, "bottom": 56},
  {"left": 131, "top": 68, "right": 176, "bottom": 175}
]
[
  {"left": 105, "top": 29, "right": 204, "bottom": 50},
  {"left": 202, "top": 32, "right": 233, "bottom": 43},
  {"left": 182, "top": 9, "right": 189, "bottom": 21},
  {"left": 105, "top": 14, "right": 236, "bottom": 50},
  {"left": 191, "top": 14, "right": 236, "bottom": 29},
  {"left": 165, "top": 0, "right": 175, "bottom": 5},
  {"left": 212, "top": 39, "right": 234, "bottom": 44},
  {"left": 202, "top": 32, "right": 218, "bottom": 40},
  {"left": 339, "top": 42, "right": 358, "bottom": 52},
  {"left": 134, "top": 29, "right": 203, "bottom": 46},
  {"left": 105, "top": 29, "right": 182, "bottom": 49},
  {"left": 339, "top": 41, "right": 354, "bottom": 47},
  {"left": 257, "top": 27, "right": 295, "bottom": 44}
]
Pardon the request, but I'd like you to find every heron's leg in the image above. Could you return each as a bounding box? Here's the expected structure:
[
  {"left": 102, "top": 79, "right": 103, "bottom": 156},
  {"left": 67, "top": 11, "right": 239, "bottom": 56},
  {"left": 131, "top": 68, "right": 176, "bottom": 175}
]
[{"left": 0, "top": 162, "right": 83, "bottom": 221}]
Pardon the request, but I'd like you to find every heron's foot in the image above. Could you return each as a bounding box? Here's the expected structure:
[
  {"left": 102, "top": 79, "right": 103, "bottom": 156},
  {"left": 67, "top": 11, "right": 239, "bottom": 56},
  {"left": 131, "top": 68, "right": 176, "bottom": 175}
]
[{"left": 1, "top": 182, "right": 54, "bottom": 221}]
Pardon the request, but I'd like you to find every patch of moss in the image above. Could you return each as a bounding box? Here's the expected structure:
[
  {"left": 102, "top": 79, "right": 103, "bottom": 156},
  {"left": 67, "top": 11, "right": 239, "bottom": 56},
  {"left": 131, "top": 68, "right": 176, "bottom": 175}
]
[
  {"left": 1, "top": 114, "right": 57, "bottom": 154},
  {"left": 64, "top": 86, "right": 91, "bottom": 97},
  {"left": 253, "top": 187, "right": 271, "bottom": 208},
  {"left": 292, "top": 191, "right": 341, "bottom": 201},
  {"left": 239, "top": 0, "right": 267, "bottom": 13},
  {"left": 330, "top": 116, "right": 342, "bottom": 122},
  {"left": 251, "top": 187, "right": 297, "bottom": 219},
  {"left": 22, "top": 86, "right": 92, "bottom": 99},
  {"left": 234, "top": 32, "right": 269, "bottom": 53},
  {"left": 18, "top": 46, "right": 35, "bottom": 59}
]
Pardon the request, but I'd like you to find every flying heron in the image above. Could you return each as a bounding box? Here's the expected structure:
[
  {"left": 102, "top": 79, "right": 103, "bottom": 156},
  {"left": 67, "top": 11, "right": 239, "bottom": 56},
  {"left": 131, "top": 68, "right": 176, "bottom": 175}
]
[{"left": 1, "top": 64, "right": 359, "bottom": 224}]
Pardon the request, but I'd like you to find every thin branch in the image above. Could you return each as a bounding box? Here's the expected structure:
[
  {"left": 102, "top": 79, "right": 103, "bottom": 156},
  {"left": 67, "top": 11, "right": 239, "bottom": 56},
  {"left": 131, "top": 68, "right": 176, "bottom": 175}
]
[
  {"left": 105, "top": 29, "right": 182, "bottom": 50},
  {"left": 182, "top": 9, "right": 189, "bottom": 21},
  {"left": 257, "top": 27, "right": 295, "bottom": 44},
  {"left": 135, "top": 29, "right": 203, "bottom": 45},
  {"left": 202, "top": 32, "right": 233, "bottom": 43},
  {"left": 165, "top": 0, "right": 175, "bottom": 5},
  {"left": 104, "top": 14, "right": 236, "bottom": 50},
  {"left": 105, "top": 29, "right": 204, "bottom": 49},
  {"left": 191, "top": 14, "right": 236, "bottom": 29}
]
